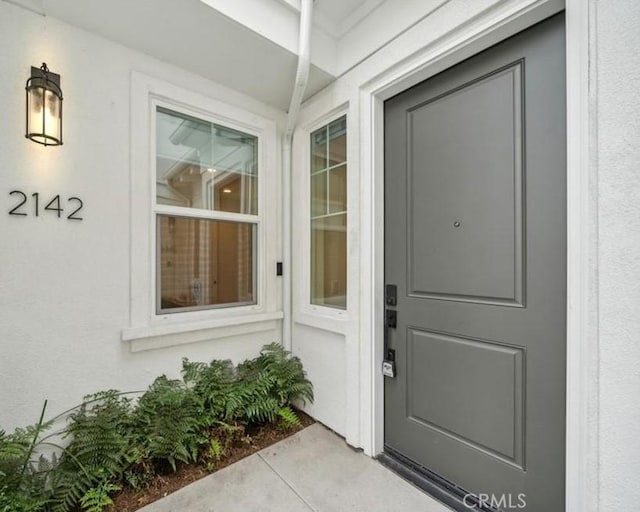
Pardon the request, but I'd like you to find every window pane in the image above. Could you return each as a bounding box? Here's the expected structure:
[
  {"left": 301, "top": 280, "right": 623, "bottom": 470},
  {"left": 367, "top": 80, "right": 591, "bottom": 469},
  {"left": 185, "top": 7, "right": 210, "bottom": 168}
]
[
  {"left": 328, "top": 116, "right": 347, "bottom": 167},
  {"left": 328, "top": 165, "right": 347, "bottom": 214},
  {"left": 310, "top": 116, "right": 347, "bottom": 309},
  {"left": 156, "top": 107, "right": 258, "bottom": 215},
  {"left": 157, "top": 215, "right": 256, "bottom": 312},
  {"left": 311, "top": 128, "right": 327, "bottom": 173},
  {"left": 311, "top": 171, "right": 328, "bottom": 217},
  {"left": 311, "top": 214, "right": 347, "bottom": 309}
]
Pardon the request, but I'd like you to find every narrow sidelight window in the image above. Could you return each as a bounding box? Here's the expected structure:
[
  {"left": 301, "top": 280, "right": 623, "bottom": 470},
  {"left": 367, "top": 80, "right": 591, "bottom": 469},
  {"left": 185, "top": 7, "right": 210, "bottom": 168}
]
[{"left": 310, "top": 116, "right": 347, "bottom": 309}]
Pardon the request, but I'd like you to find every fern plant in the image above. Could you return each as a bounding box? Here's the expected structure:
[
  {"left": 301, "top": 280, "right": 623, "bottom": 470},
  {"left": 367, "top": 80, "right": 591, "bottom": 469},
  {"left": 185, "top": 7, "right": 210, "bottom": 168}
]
[
  {"left": 225, "top": 377, "right": 281, "bottom": 424},
  {"left": 277, "top": 406, "right": 303, "bottom": 429},
  {"left": 0, "top": 484, "right": 46, "bottom": 512},
  {"left": 203, "top": 438, "right": 224, "bottom": 471},
  {"left": 78, "top": 472, "right": 120, "bottom": 512},
  {"left": 182, "top": 344, "right": 314, "bottom": 429},
  {"left": 0, "top": 402, "right": 54, "bottom": 512},
  {"left": 0, "top": 342, "right": 315, "bottom": 511},
  {"left": 255, "top": 343, "right": 314, "bottom": 406},
  {"left": 47, "top": 391, "right": 134, "bottom": 512},
  {"left": 182, "top": 358, "right": 235, "bottom": 426},
  {"left": 121, "top": 446, "right": 154, "bottom": 490},
  {"left": 61, "top": 391, "right": 133, "bottom": 476},
  {"left": 133, "top": 376, "right": 202, "bottom": 472},
  {"left": 228, "top": 343, "right": 314, "bottom": 426}
]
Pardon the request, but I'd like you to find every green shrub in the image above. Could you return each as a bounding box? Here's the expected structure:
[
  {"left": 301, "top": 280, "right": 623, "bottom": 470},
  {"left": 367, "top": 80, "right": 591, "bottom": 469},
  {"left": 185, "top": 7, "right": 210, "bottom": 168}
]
[
  {"left": 61, "top": 391, "right": 133, "bottom": 477},
  {"left": 0, "top": 343, "right": 314, "bottom": 511},
  {"left": 277, "top": 406, "right": 303, "bottom": 429},
  {"left": 0, "top": 403, "right": 53, "bottom": 512},
  {"left": 229, "top": 343, "right": 314, "bottom": 426},
  {"left": 0, "top": 428, "right": 32, "bottom": 491},
  {"left": 182, "top": 358, "right": 235, "bottom": 426},
  {"left": 0, "top": 485, "right": 46, "bottom": 512},
  {"left": 121, "top": 446, "right": 154, "bottom": 490},
  {"left": 203, "top": 438, "right": 224, "bottom": 471},
  {"left": 78, "top": 473, "right": 120, "bottom": 512},
  {"left": 183, "top": 343, "right": 313, "bottom": 428},
  {"left": 133, "top": 376, "right": 202, "bottom": 472},
  {"left": 47, "top": 391, "right": 134, "bottom": 512}
]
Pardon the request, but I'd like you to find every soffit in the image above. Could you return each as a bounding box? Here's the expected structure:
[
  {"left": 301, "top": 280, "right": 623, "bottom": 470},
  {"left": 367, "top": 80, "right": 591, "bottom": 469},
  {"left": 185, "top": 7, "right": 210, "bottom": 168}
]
[
  {"left": 313, "top": 0, "right": 386, "bottom": 38},
  {"left": 31, "top": 0, "right": 335, "bottom": 110}
]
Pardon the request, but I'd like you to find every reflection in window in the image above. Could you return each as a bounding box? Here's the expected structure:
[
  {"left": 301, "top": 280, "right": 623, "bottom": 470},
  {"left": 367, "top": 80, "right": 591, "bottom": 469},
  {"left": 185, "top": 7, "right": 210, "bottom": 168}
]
[
  {"left": 157, "top": 216, "right": 255, "bottom": 312},
  {"left": 156, "top": 107, "right": 258, "bottom": 215},
  {"left": 310, "top": 116, "right": 347, "bottom": 309},
  {"left": 155, "top": 106, "right": 259, "bottom": 314}
]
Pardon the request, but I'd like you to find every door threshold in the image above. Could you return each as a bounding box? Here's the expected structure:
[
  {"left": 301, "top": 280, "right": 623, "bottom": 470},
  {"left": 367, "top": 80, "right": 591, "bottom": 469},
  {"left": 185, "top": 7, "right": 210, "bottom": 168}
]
[{"left": 377, "top": 446, "right": 498, "bottom": 512}]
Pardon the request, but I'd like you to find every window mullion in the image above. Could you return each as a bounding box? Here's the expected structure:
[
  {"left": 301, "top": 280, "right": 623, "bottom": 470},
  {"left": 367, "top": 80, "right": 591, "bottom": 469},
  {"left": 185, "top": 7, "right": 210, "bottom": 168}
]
[{"left": 154, "top": 204, "right": 260, "bottom": 224}]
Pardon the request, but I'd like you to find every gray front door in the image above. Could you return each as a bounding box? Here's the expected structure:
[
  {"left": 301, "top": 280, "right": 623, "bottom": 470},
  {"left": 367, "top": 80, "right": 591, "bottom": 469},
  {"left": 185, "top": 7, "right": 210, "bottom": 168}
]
[{"left": 384, "top": 14, "right": 566, "bottom": 512}]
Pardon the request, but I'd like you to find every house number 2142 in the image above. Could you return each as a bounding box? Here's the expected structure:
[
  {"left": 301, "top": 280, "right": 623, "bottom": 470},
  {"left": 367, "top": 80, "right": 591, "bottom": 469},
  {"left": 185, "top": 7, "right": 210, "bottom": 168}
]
[{"left": 8, "top": 190, "right": 84, "bottom": 221}]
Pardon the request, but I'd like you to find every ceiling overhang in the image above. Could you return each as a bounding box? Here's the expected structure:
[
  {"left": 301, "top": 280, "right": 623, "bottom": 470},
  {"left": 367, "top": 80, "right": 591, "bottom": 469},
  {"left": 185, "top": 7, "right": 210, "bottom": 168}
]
[
  {"left": 4, "top": 0, "right": 447, "bottom": 108},
  {"left": 4, "top": 0, "right": 336, "bottom": 110}
]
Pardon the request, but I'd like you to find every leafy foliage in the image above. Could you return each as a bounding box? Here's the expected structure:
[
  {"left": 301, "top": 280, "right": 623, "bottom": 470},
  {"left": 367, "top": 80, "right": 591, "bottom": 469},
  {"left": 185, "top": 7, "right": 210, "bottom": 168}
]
[
  {"left": 61, "top": 391, "right": 133, "bottom": 476},
  {"left": 78, "top": 474, "right": 120, "bottom": 512},
  {"left": 133, "top": 376, "right": 201, "bottom": 472},
  {"left": 0, "top": 485, "right": 47, "bottom": 512},
  {"left": 0, "top": 403, "right": 53, "bottom": 512},
  {"left": 254, "top": 342, "right": 314, "bottom": 406},
  {"left": 182, "top": 358, "right": 235, "bottom": 426},
  {"left": 227, "top": 343, "right": 314, "bottom": 425},
  {"left": 203, "top": 438, "right": 224, "bottom": 471},
  {"left": 277, "top": 406, "right": 303, "bottom": 429},
  {"left": 0, "top": 343, "right": 314, "bottom": 511},
  {"left": 48, "top": 391, "right": 133, "bottom": 512},
  {"left": 182, "top": 343, "right": 312, "bottom": 428},
  {"left": 121, "top": 446, "right": 154, "bottom": 490}
]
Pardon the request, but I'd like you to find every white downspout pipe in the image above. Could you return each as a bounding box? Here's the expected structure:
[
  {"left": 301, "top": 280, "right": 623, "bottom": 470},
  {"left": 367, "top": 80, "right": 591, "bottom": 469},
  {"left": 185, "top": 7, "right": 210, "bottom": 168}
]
[{"left": 283, "top": 0, "right": 313, "bottom": 351}]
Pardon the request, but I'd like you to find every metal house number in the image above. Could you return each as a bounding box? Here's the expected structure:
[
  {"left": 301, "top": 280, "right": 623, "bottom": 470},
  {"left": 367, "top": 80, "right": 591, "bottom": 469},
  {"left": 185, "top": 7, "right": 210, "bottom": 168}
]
[{"left": 8, "top": 190, "right": 84, "bottom": 221}]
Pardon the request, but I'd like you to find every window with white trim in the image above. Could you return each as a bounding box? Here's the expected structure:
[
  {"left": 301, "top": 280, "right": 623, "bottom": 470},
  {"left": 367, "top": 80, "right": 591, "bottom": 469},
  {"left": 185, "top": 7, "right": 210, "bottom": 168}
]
[
  {"left": 310, "top": 115, "right": 347, "bottom": 309},
  {"left": 155, "top": 106, "right": 259, "bottom": 314}
]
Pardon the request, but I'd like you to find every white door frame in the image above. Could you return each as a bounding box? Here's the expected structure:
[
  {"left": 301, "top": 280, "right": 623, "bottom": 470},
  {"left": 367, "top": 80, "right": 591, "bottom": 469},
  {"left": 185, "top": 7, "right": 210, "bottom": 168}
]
[{"left": 358, "top": 0, "right": 594, "bottom": 510}]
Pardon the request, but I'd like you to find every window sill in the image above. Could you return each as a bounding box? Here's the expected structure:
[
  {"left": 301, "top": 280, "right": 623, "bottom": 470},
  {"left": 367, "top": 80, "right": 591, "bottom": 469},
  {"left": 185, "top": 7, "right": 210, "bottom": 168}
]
[
  {"left": 122, "top": 311, "right": 284, "bottom": 353},
  {"left": 293, "top": 309, "right": 351, "bottom": 335}
]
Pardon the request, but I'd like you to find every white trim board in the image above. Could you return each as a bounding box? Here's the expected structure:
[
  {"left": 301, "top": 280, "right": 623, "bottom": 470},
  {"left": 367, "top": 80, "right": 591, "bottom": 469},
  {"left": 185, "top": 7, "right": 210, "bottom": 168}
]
[
  {"left": 357, "top": 1, "right": 596, "bottom": 511},
  {"left": 128, "top": 71, "right": 282, "bottom": 350}
]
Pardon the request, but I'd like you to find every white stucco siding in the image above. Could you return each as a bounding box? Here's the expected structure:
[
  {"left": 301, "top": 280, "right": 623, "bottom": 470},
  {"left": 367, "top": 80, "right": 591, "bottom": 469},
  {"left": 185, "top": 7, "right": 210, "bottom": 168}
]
[
  {"left": 595, "top": 0, "right": 640, "bottom": 509},
  {"left": 0, "top": 1, "right": 285, "bottom": 432},
  {"left": 292, "top": 325, "right": 347, "bottom": 436}
]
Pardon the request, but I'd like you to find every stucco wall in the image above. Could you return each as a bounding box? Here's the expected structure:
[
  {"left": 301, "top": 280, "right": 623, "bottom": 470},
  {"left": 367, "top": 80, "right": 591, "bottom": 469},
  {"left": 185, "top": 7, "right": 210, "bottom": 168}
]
[
  {"left": 0, "top": 2, "right": 285, "bottom": 432},
  {"left": 595, "top": 0, "right": 640, "bottom": 509}
]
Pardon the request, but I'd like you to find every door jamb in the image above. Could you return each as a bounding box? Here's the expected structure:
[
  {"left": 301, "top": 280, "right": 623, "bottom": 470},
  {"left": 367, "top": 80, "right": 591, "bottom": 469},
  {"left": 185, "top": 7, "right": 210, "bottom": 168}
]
[{"left": 358, "top": 1, "right": 595, "bottom": 510}]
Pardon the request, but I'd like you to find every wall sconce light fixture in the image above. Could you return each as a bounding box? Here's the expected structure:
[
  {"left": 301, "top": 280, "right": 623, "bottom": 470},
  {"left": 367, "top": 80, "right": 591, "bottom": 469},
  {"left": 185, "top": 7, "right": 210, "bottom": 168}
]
[{"left": 25, "top": 63, "right": 63, "bottom": 146}]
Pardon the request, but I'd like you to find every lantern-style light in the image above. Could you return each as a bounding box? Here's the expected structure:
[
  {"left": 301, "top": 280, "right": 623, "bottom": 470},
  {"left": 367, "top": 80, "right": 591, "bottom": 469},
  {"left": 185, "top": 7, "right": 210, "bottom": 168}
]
[{"left": 25, "top": 63, "right": 63, "bottom": 146}]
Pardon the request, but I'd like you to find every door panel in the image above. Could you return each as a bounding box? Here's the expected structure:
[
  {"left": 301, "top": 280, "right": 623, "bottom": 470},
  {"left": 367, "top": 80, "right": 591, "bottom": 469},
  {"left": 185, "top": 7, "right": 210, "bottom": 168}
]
[
  {"left": 407, "top": 329, "right": 525, "bottom": 467},
  {"left": 408, "top": 62, "right": 524, "bottom": 305},
  {"left": 384, "top": 14, "right": 566, "bottom": 512}
]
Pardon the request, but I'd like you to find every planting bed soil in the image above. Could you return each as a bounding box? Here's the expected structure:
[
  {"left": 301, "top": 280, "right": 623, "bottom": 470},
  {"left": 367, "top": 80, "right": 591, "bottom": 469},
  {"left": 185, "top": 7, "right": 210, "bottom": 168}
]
[{"left": 107, "top": 412, "right": 315, "bottom": 512}]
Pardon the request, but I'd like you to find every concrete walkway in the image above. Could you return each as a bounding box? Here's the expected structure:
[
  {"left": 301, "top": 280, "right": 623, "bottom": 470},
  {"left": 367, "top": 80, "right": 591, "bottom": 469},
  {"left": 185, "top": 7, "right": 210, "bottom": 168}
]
[{"left": 140, "top": 423, "right": 451, "bottom": 512}]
